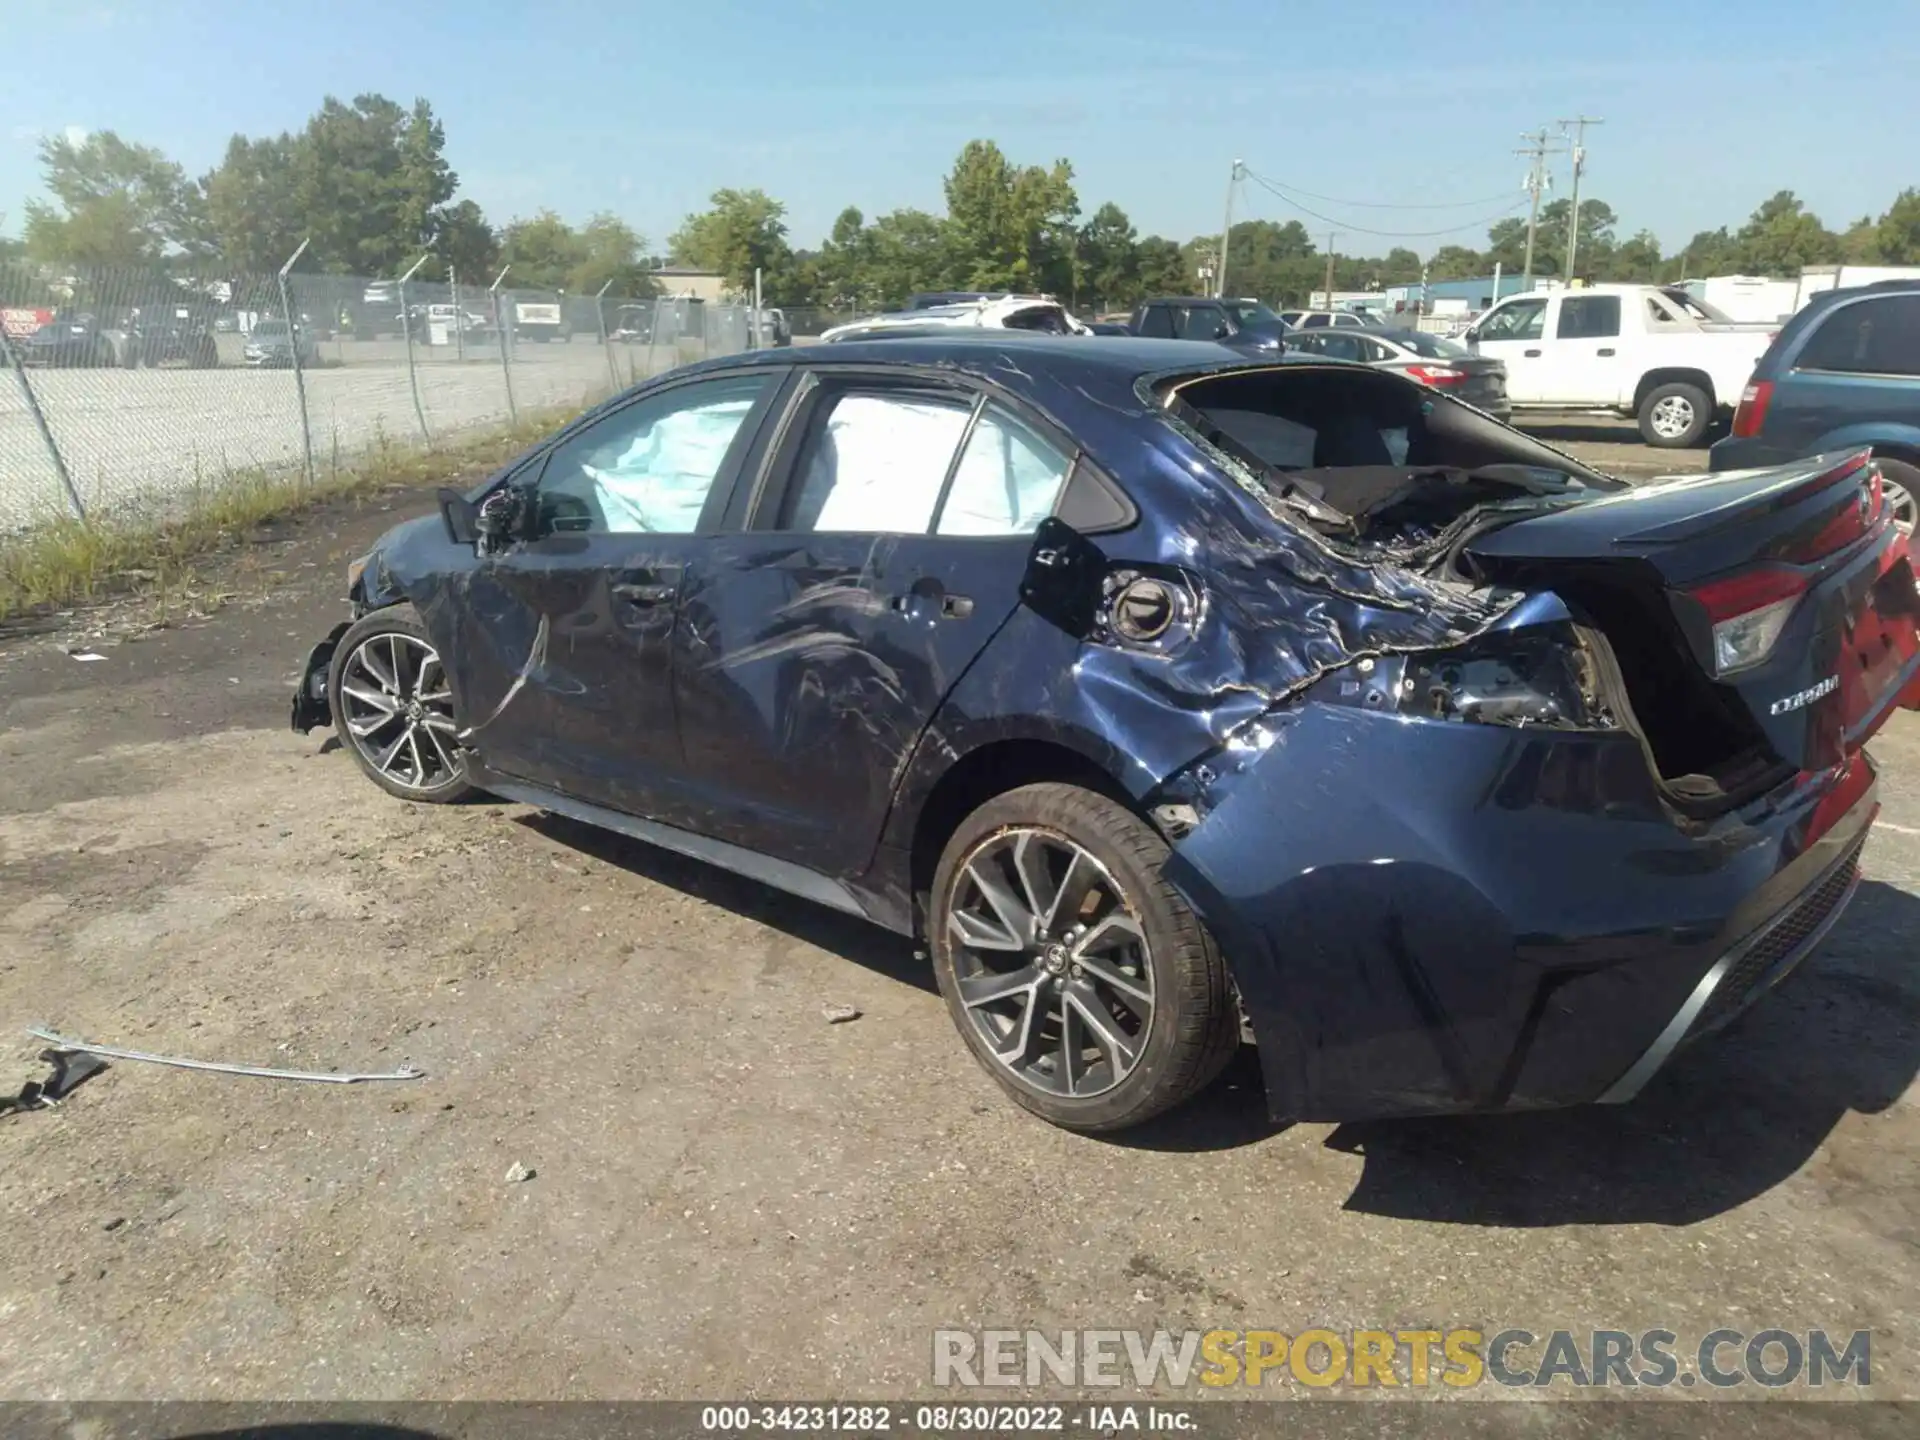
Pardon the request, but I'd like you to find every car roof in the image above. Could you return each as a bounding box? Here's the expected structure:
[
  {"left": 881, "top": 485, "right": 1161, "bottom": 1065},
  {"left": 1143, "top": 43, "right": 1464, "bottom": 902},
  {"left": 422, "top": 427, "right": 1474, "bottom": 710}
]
[
  {"left": 704, "top": 333, "right": 1322, "bottom": 387},
  {"left": 1808, "top": 278, "right": 1920, "bottom": 307}
]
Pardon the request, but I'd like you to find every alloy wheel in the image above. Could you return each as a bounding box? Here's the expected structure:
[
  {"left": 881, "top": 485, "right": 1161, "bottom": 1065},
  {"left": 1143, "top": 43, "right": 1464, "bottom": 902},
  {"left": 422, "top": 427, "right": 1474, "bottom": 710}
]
[
  {"left": 946, "top": 827, "right": 1154, "bottom": 1099},
  {"left": 337, "top": 631, "right": 461, "bottom": 794},
  {"left": 1649, "top": 394, "right": 1695, "bottom": 440},
  {"left": 1882, "top": 474, "right": 1916, "bottom": 539}
]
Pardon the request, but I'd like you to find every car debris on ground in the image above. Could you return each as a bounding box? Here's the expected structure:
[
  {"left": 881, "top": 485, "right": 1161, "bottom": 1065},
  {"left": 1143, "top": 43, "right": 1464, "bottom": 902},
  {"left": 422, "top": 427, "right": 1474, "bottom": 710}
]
[{"left": 27, "top": 1025, "right": 425, "bottom": 1084}]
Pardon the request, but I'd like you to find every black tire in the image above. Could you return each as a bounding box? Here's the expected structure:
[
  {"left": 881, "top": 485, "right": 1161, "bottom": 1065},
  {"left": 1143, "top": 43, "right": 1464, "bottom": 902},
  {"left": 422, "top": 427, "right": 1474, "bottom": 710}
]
[
  {"left": 326, "top": 604, "right": 476, "bottom": 804},
  {"left": 1637, "top": 380, "right": 1713, "bottom": 448},
  {"left": 929, "top": 782, "right": 1239, "bottom": 1132}
]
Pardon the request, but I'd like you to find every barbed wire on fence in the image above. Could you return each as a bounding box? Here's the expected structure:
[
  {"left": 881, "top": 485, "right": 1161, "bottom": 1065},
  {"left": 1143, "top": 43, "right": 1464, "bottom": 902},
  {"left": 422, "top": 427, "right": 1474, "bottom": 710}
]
[{"left": 1, "top": 256, "right": 774, "bottom": 531}]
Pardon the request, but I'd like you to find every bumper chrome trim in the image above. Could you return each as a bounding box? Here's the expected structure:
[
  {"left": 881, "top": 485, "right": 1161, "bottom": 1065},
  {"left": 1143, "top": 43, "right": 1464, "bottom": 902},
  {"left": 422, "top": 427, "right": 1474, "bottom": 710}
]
[{"left": 1597, "top": 843, "right": 1864, "bottom": 1105}]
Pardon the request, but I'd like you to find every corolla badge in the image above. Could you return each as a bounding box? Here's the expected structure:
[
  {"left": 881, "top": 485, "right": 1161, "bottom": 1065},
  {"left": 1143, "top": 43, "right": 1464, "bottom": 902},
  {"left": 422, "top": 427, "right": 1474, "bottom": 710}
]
[{"left": 1769, "top": 675, "right": 1839, "bottom": 715}]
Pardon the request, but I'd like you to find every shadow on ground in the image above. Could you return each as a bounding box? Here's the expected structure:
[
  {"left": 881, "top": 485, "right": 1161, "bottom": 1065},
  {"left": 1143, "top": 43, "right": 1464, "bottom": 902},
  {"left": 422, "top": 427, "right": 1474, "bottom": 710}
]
[
  {"left": 1327, "top": 878, "right": 1920, "bottom": 1227},
  {"left": 516, "top": 810, "right": 935, "bottom": 996}
]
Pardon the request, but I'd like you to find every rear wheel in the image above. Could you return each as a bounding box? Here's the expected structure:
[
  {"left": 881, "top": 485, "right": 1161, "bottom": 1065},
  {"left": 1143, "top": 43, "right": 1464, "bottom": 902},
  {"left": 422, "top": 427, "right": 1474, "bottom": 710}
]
[
  {"left": 1638, "top": 381, "right": 1713, "bottom": 448},
  {"left": 326, "top": 606, "right": 475, "bottom": 803},
  {"left": 929, "top": 783, "right": 1239, "bottom": 1133},
  {"left": 1876, "top": 458, "right": 1918, "bottom": 539}
]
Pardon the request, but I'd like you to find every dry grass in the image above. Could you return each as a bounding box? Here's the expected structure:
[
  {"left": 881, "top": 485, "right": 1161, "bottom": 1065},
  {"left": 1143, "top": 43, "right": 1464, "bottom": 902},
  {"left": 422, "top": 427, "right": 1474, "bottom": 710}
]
[{"left": 0, "top": 402, "right": 584, "bottom": 624}]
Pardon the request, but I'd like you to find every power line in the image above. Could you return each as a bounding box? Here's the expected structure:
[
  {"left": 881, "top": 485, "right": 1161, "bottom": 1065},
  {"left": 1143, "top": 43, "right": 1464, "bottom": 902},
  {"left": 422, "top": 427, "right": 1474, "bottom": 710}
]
[
  {"left": 1238, "top": 174, "right": 1519, "bottom": 212},
  {"left": 1242, "top": 169, "right": 1529, "bottom": 239}
]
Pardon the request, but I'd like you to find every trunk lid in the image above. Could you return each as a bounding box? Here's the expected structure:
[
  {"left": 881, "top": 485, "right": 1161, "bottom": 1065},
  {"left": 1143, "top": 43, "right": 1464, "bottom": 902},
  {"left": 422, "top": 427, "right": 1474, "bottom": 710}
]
[{"left": 1466, "top": 450, "right": 1920, "bottom": 774}]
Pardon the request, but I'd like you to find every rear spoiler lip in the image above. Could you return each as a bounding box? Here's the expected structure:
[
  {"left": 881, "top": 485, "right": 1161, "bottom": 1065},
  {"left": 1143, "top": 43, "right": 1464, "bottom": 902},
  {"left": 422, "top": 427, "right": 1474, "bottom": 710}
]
[{"left": 1615, "top": 448, "right": 1874, "bottom": 546}]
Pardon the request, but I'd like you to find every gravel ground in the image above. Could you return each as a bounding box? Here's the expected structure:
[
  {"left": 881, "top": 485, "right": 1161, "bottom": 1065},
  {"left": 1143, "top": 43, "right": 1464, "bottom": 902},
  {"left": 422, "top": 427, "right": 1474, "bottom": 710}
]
[{"left": 0, "top": 442, "right": 1912, "bottom": 1418}]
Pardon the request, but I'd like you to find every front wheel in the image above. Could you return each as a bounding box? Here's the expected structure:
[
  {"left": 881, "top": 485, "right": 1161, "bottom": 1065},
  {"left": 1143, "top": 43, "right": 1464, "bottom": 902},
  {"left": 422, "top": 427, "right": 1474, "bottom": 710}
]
[
  {"left": 326, "top": 605, "right": 476, "bottom": 803},
  {"left": 1875, "top": 457, "right": 1918, "bottom": 539},
  {"left": 929, "top": 783, "right": 1239, "bottom": 1132},
  {"left": 1638, "top": 381, "right": 1713, "bottom": 448}
]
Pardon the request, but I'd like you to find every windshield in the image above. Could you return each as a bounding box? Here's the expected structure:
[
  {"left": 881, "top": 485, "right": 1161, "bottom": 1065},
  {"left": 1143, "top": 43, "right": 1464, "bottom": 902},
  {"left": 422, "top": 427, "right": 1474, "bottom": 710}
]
[
  {"left": 253, "top": 322, "right": 289, "bottom": 337},
  {"left": 1227, "top": 301, "right": 1285, "bottom": 328}
]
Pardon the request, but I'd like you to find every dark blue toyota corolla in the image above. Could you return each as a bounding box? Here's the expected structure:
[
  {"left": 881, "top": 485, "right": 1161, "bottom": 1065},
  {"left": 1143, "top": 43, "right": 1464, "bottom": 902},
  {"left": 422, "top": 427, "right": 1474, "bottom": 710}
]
[{"left": 292, "top": 335, "right": 1920, "bottom": 1132}]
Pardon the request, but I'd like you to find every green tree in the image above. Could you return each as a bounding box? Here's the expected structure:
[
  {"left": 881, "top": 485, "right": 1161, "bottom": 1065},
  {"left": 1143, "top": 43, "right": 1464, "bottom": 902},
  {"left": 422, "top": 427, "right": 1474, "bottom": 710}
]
[
  {"left": 1537, "top": 197, "right": 1617, "bottom": 277},
  {"left": 1731, "top": 191, "right": 1840, "bottom": 276},
  {"left": 200, "top": 133, "right": 305, "bottom": 272},
  {"left": 1427, "top": 245, "right": 1485, "bottom": 281},
  {"left": 500, "top": 209, "right": 582, "bottom": 290},
  {"left": 290, "top": 94, "right": 457, "bottom": 275},
  {"left": 864, "top": 208, "right": 950, "bottom": 306},
  {"left": 1133, "top": 237, "right": 1190, "bottom": 298},
  {"left": 1601, "top": 228, "right": 1663, "bottom": 282},
  {"left": 1484, "top": 215, "right": 1539, "bottom": 276},
  {"left": 1674, "top": 226, "right": 1737, "bottom": 278},
  {"left": 1078, "top": 202, "right": 1138, "bottom": 310},
  {"left": 941, "top": 140, "right": 1078, "bottom": 293},
  {"left": 21, "top": 130, "right": 197, "bottom": 267},
  {"left": 1839, "top": 213, "right": 1881, "bottom": 263},
  {"left": 816, "top": 206, "right": 874, "bottom": 307},
  {"left": 1875, "top": 188, "right": 1920, "bottom": 263},
  {"left": 669, "top": 187, "right": 794, "bottom": 296},
  {"left": 567, "top": 212, "right": 654, "bottom": 295},
  {"left": 435, "top": 199, "right": 499, "bottom": 282}
]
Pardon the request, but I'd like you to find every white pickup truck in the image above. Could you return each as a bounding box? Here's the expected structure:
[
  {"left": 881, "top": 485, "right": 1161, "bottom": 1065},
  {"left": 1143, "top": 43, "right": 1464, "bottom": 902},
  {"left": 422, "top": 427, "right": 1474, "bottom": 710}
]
[{"left": 1460, "top": 284, "right": 1774, "bottom": 448}]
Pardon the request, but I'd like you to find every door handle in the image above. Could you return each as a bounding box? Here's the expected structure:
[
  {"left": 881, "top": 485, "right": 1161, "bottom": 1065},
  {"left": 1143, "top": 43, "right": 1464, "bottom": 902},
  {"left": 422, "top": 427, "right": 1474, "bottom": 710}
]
[
  {"left": 1597, "top": 347, "right": 1616, "bottom": 356},
  {"left": 940, "top": 595, "right": 975, "bottom": 620},
  {"left": 1523, "top": 348, "right": 1542, "bottom": 357}
]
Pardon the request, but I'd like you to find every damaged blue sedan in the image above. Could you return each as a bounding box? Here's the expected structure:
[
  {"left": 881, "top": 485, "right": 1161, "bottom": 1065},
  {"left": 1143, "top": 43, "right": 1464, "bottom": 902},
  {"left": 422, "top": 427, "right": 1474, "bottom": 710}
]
[{"left": 293, "top": 335, "right": 1920, "bottom": 1133}]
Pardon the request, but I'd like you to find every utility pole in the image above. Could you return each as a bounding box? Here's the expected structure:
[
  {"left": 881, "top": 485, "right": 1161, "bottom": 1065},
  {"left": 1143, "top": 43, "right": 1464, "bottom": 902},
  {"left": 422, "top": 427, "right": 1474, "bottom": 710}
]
[
  {"left": 1217, "top": 159, "right": 1243, "bottom": 299},
  {"left": 1514, "top": 128, "right": 1566, "bottom": 288},
  {"left": 1558, "top": 115, "right": 1604, "bottom": 280},
  {"left": 1322, "top": 232, "right": 1337, "bottom": 309}
]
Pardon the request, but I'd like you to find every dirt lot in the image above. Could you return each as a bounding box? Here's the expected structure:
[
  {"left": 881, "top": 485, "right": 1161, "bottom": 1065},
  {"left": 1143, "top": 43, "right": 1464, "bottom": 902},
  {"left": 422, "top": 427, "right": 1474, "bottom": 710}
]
[{"left": 1, "top": 441, "right": 1915, "bottom": 1413}]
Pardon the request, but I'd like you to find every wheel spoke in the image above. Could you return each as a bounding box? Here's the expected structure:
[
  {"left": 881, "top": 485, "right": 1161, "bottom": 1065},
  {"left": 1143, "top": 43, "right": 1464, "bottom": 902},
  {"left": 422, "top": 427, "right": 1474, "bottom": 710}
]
[
  {"left": 423, "top": 724, "right": 459, "bottom": 777},
  {"left": 965, "top": 857, "right": 1036, "bottom": 947},
  {"left": 1064, "top": 983, "right": 1140, "bottom": 1075},
  {"left": 405, "top": 728, "right": 426, "bottom": 784},
  {"left": 346, "top": 711, "right": 401, "bottom": 739},
  {"left": 1077, "top": 953, "right": 1152, "bottom": 1015},
  {"left": 1072, "top": 911, "right": 1145, "bottom": 959},
  {"left": 950, "top": 905, "right": 1025, "bottom": 952},
  {"left": 339, "top": 682, "right": 397, "bottom": 715},
  {"left": 373, "top": 727, "right": 411, "bottom": 776},
  {"left": 957, "top": 963, "right": 1043, "bottom": 1010},
  {"left": 1058, "top": 1000, "right": 1086, "bottom": 1094},
  {"left": 389, "top": 635, "right": 408, "bottom": 698},
  {"left": 358, "top": 644, "right": 398, "bottom": 695}
]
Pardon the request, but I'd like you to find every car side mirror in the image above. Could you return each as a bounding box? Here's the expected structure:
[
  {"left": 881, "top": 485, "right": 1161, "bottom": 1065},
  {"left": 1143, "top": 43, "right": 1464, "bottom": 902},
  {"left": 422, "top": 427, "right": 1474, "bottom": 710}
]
[{"left": 1213, "top": 322, "right": 1232, "bottom": 340}]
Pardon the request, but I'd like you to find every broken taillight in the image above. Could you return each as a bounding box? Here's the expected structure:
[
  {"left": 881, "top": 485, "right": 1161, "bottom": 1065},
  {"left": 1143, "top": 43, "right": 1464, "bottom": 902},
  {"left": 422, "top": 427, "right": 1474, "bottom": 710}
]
[
  {"left": 1731, "top": 380, "right": 1774, "bottom": 439},
  {"left": 1686, "top": 566, "right": 1809, "bottom": 676}
]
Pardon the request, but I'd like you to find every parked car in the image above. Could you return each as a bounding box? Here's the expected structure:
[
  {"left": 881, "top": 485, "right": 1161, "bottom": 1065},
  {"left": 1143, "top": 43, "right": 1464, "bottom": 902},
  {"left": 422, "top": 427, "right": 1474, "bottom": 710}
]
[
  {"left": 1284, "top": 325, "right": 1510, "bottom": 421},
  {"left": 1709, "top": 281, "right": 1920, "bottom": 537},
  {"left": 243, "top": 318, "right": 319, "bottom": 369},
  {"left": 1125, "top": 297, "right": 1288, "bottom": 351},
  {"left": 290, "top": 335, "right": 1917, "bottom": 1133},
  {"left": 908, "top": 291, "right": 999, "bottom": 309},
  {"left": 610, "top": 304, "right": 656, "bottom": 344},
  {"left": 822, "top": 295, "right": 1090, "bottom": 342},
  {"left": 130, "top": 304, "right": 219, "bottom": 369},
  {"left": 753, "top": 308, "right": 791, "bottom": 347},
  {"left": 1461, "top": 284, "right": 1774, "bottom": 448},
  {"left": 1279, "top": 309, "right": 1372, "bottom": 330},
  {"left": 17, "top": 311, "right": 117, "bottom": 368}
]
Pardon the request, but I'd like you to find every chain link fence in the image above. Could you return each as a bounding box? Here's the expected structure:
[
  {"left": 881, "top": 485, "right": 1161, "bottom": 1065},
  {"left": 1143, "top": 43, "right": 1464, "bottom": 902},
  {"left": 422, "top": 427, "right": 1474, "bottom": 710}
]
[{"left": 1, "top": 259, "right": 762, "bottom": 531}]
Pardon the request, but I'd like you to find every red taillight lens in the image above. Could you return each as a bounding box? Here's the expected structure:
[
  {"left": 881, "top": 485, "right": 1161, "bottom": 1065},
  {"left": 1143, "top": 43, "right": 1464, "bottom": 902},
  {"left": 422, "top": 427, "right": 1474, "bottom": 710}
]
[
  {"left": 1405, "top": 364, "right": 1467, "bottom": 387},
  {"left": 1686, "top": 565, "right": 1809, "bottom": 675},
  {"left": 1731, "top": 379, "right": 1773, "bottom": 438}
]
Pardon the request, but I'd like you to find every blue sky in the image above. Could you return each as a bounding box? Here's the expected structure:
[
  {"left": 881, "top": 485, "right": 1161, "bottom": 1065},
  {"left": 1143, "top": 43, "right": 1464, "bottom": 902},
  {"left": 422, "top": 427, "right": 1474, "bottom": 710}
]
[{"left": 4, "top": 0, "right": 1916, "bottom": 257}]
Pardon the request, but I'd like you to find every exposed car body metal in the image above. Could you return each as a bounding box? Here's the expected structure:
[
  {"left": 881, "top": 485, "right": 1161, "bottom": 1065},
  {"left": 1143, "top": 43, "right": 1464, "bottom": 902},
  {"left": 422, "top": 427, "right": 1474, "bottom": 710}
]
[
  {"left": 822, "top": 296, "right": 1091, "bottom": 343},
  {"left": 293, "top": 335, "right": 1916, "bottom": 1123}
]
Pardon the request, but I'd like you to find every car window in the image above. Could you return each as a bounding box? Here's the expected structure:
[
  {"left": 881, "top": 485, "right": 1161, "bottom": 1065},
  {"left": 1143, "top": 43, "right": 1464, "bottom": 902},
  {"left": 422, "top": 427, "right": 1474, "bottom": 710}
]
[
  {"left": 1314, "top": 333, "right": 1366, "bottom": 362},
  {"left": 1795, "top": 296, "right": 1920, "bottom": 377},
  {"left": 935, "top": 403, "right": 1074, "bottom": 536},
  {"left": 1477, "top": 298, "right": 1547, "bottom": 342},
  {"left": 1178, "top": 305, "right": 1227, "bottom": 340},
  {"left": 1301, "top": 313, "right": 1330, "bottom": 329},
  {"left": 1355, "top": 337, "right": 1393, "bottom": 362},
  {"left": 1557, "top": 295, "right": 1621, "bottom": 339},
  {"left": 1136, "top": 305, "right": 1176, "bottom": 339},
  {"left": 784, "top": 390, "right": 973, "bottom": 533},
  {"left": 536, "top": 373, "right": 770, "bottom": 535}
]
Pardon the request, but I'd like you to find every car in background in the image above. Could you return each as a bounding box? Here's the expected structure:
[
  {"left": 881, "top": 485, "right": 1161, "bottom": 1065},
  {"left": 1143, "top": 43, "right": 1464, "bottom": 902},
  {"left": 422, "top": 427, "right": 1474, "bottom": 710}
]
[
  {"left": 1710, "top": 280, "right": 1920, "bottom": 536},
  {"left": 908, "top": 291, "right": 999, "bottom": 309},
  {"left": 1279, "top": 309, "right": 1373, "bottom": 330},
  {"left": 822, "top": 295, "right": 1090, "bottom": 342},
  {"left": 291, "top": 335, "right": 1916, "bottom": 1135},
  {"left": 243, "top": 318, "right": 319, "bottom": 369},
  {"left": 1126, "top": 297, "right": 1289, "bottom": 351},
  {"left": 16, "top": 311, "right": 117, "bottom": 368},
  {"left": 753, "top": 308, "right": 791, "bottom": 347},
  {"left": 610, "top": 304, "right": 656, "bottom": 344},
  {"left": 1284, "top": 325, "right": 1510, "bottom": 421},
  {"left": 130, "top": 304, "right": 219, "bottom": 369}
]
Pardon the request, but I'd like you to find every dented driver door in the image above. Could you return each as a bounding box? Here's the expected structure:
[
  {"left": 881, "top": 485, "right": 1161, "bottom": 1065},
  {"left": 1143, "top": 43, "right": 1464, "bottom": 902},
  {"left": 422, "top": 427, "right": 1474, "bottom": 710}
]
[{"left": 450, "top": 372, "right": 783, "bottom": 816}]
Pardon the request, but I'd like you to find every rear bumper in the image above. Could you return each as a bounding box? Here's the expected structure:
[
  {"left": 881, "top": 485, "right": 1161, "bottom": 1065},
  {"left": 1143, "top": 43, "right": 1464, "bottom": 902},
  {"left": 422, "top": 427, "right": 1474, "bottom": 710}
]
[{"left": 1161, "top": 705, "right": 1877, "bottom": 1123}]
